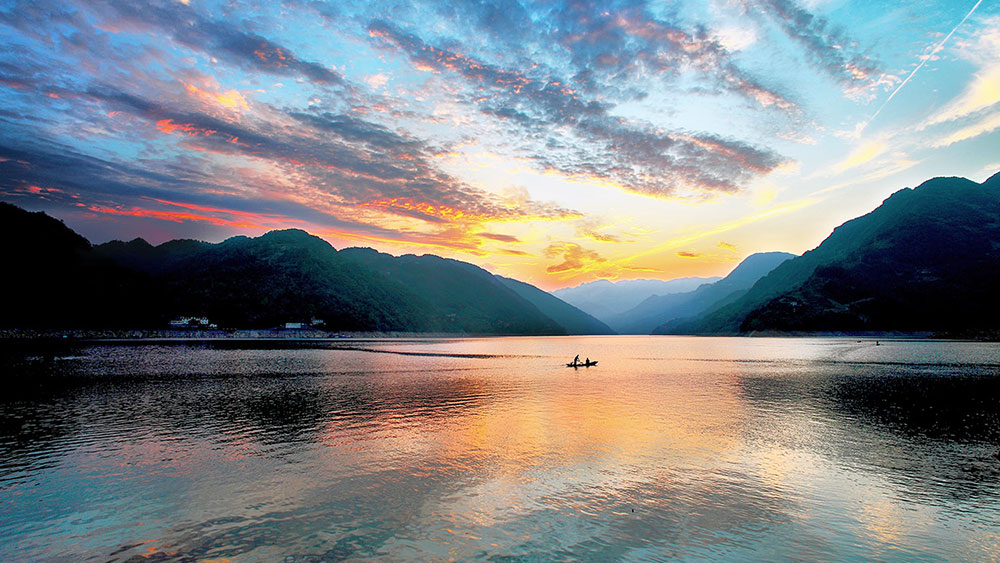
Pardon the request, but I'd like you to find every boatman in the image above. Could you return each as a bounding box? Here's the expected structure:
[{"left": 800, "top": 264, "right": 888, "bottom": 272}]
[{"left": 573, "top": 354, "right": 580, "bottom": 365}]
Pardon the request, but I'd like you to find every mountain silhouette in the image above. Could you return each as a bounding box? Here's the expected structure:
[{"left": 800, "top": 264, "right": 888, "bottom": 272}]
[
  {"left": 663, "top": 172, "right": 1000, "bottom": 335},
  {"left": 1, "top": 204, "right": 608, "bottom": 334},
  {"left": 0, "top": 202, "right": 153, "bottom": 328},
  {"left": 496, "top": 276, "right": 615, "bottom": 335}
]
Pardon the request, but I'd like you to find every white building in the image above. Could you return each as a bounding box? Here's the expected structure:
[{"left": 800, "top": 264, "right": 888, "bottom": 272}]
[{"left": 169, "top": 316, "right": 217, "bottom": 329}]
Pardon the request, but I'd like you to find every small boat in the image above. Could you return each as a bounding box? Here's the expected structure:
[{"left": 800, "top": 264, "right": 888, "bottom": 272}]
[{"left": 566, "top": 360, "right": 598, "bottom": 368}]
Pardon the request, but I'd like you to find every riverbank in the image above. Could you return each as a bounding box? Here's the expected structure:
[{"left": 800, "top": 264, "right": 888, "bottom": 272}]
[
  {"left": 1, "top": 328, "right": 997, "bottom": 341},
  {"left": 0, "top": 328, "right": 466, "bottom": 340},
  {"left": 744, "top": 329, "right": 1000, "bottom": 341},
  {"left": 0, "top": 328, "right": 595, "bottom": 340}
]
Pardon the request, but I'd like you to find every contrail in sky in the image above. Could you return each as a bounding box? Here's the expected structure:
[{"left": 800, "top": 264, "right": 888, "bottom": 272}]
[{"left": 860, "top": 0, "right": 984, "bottom": 133}]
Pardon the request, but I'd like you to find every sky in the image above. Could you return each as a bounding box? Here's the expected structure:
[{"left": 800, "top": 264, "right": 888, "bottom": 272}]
[{"left": 1, "top": 0, "right": 998, "bottom": 290}]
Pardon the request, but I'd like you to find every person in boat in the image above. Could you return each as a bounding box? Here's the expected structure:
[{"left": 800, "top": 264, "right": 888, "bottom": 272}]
[
  {"left": 573, "top": 354, "right": 580, "bottom": 365},
  {"left": 585, "top": 357, "right": 590, "bottom": 365}
]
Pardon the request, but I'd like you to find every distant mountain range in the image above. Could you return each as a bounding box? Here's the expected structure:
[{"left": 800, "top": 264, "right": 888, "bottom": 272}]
[
  {"left": 552, "top": 276, "right": 720, "bottom": 322},
  {"left": 658, "top": 172, "right": 1000, "bottom": 336},
  {"left": 0, "top": 203, "right": 612, "bottom": 335},
  {"left": 4, "top": 170, "right": 998, "bottom": 337},
  {"left": 609, "top": 252, "right": 796, "bottom": 334}
]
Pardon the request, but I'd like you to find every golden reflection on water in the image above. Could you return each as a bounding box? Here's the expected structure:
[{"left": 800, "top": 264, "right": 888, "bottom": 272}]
[{"left": 2, "top": 336, "right": 1000, "bottom": 561}]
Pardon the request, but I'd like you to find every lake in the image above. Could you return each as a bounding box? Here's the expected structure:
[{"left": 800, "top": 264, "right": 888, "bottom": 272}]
[{"left": 1, "top": 336, "right": 999, "bottom": 561}]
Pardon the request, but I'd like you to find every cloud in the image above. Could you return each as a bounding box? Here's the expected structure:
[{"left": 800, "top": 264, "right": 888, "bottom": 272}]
[
  {"left": 931, "top": 112, "right": 1000, "bottom": 148},
  {"left": 858, "top": 2, "right": 985, "bottom": 134},
  {"left": 477, "top": 232, "right": 520, "bottom": 243},
  {"left": 181, "top": 78, "right": 250, "bottom": 112},
  {"left": 923, "top": 23, "right": 1000, "bottom": 127},
  {"left": 369, "top": 19, "right": 785, "bottom": 198},
  {"left": 717, "top": 241, "right": 737, "bottom": 251},
  {"left": 580, "top": 230, "right": 622, "bottom": 243},
  {"left": 427, "top": 1, "right": 796, "bottom": 110},
  {"left": 364, "top": 73, "right": 390, "bottom": 89},
  {"left": 0, "top": 0, "right": 347, "bottom": 90},
  {"left": 811, "top": 157, "right": 919, "bottom": 195},
  {"left": 745, "top": 0, "right": 885, "bottom": 94},
  {"left": 99, "top": 0, "right": 346, "bottom": 86},
  {"left": 576, "top": 217, "right": 623, "bottom": 243},
  {"left": 497, "top": 248, "right": 529, "bottom": 256},
  {"left": 830, "top": 140, "right": 887, "bottom": 174},
  {"left": 11, "top": 0, "right": 973, "bottom": 276},
  {"left": 87, "top": 202, "right": 290, "bottom": 231},
  {"left": 544, "top": 242, "right": 606, "bottom": 273},
  {"left": 0, "top": 0, "right": 590, "bottom": 254},
  {"left": 0, "top": 0, "right": 794, "bottom": 222},
  {"left": 0, "top": 138, "right": 562, "bottom": 254},
  {"left": 623, "top": 197, "right": 819, "bottom": 265},
  {"left": 1, "top": 70, "right": 580, "bottom": 262},
  {"left": 677, "top": 251, "right": 700, "bottom": 257},
  {"left": 73, "top": 87, "right": 574, "bottom": 224},
  {"left": 925, "top": 65, "right": 1000, "bottom": 126}
]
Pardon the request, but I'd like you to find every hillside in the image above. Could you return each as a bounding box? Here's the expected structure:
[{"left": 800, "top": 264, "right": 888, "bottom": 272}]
[
  {"left": 1, "top": 203, "right": 607, "bottom": 334},
  {"left": 664, "top": 173, "right": 1000, "bottom": 334},
  {"left": 497, "top": 277, "right": 615, "bottom": 335},
  {"left": 336, "top": 247, "right": 566, "bottom": 334},
  {"left": 97, "top": 230, "right": 439, "bottom": 331},
  {"left": 0, "top": 202, "right": 154, "bottom": 328},
  {"left": 606, "top": 252, "right": 795, "bottom": 334}
]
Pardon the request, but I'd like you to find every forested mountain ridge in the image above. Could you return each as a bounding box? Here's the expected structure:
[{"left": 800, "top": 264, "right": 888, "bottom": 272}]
[
  {"left": 661, "top": 173, "right": 1000, "bottom": 335},
  {"left": 1, "top": 203, "right": 606, "bottom": 334}
]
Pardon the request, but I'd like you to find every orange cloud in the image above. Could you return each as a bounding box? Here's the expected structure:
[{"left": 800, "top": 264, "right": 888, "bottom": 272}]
[
  {"left": 544, "top": 242, "right": 606, "bottom": 274},
  {"left": 497, "top": 248, "right": 529, "bottom": 256},
  {"left": 28, "top": 185, "right": 61, "bottom": 194},
  {"left": 89, "top": 205, "right": 266, "bottom": 229},
  {"left": 677, "top": 251, "right": 700, "bottom": 257},
  {"left": 156, "top": 119, "right": 217, "bottom": 136},
  {"left": 87, "top": 199, "right": 303, "bottom": 231},
  {"left": 478, "top": 232, "right": 520, "bottom": 243},
  {"left": 182, "top": 81, "right": 250, "bottom": 111},
  {"left": 149, "top": 198, "right": 306, "bottom": 224},
  {"left": 360, "top": 197, "right": 491, "bottom": 222},
  {"left": 253, "top": 44, "right": 290, "bottom": 67}
]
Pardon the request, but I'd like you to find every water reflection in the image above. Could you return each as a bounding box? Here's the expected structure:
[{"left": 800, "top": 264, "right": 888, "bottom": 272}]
[{"left": 0, "top": 337, "right": 998, "bottom": 560}]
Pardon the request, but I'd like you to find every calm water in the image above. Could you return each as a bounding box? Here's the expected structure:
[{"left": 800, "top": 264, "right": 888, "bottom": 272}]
[{"left": 1, "top": 336, "right": 999, "bottom": 561}]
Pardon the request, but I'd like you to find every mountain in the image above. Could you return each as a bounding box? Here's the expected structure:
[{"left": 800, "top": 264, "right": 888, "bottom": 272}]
[
  {"left": 97, "top": 231, "right": 568, "bottom": 334},
  {"left": 97, "top": 229, "right": 438, "bottom": 331},
  {"left": 551, "top": 276, "right": 719, "bottom": 322},
  {"left": 604, "top": 252, "right": 795, "bottom": 334},
  {"left": 2, "top": 203, "right": 611, "bottom": 334},
  {"left": 497, "top": 276, "right": 615, "bottom": 335},
  {"left": 663, "top": 173, "right": 1000, "bottom": 335},
  {"left": 335, "top": 247, "right": 567, "bottom": 334},
  {"left": 0, "top": 202, "right": 154, "bottom": 328}
]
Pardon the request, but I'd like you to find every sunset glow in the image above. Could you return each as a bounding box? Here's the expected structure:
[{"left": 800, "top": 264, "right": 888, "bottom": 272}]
[{"left": 1, "top": 0, "right": 998, "bottom": 289}]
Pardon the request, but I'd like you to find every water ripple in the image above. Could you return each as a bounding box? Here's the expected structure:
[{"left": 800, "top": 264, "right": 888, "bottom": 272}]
[{"left": 0, "top": 336, "right": 998, "bottom": 561}]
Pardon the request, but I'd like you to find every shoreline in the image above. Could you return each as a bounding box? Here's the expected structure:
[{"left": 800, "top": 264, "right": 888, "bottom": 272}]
[
  {"left": 0, "top": 328, "right": 494, "bottom": 341},
  {"left": 0, "top": 328, "right": 996, "bottom": 341}
]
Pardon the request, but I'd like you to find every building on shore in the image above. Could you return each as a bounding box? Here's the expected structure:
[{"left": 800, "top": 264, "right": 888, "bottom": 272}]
[{"left": 169, "top": 316, "right": 218, "bottom": 329}]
